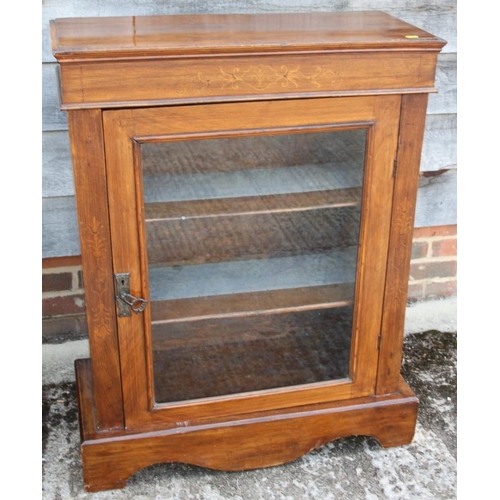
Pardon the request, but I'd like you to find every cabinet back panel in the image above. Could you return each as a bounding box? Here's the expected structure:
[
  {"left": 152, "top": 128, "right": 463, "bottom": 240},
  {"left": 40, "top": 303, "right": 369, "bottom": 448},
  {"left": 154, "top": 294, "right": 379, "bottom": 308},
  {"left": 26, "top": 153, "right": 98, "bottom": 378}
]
[
  {"left": 141, "top": 130, "right": 366, "bottom": 177},
  {"left": 152, "top": 306, "right": 353, "bottom": 404},
  {"left": 145, "top": 206, "right": 361, "bottom": 266}
]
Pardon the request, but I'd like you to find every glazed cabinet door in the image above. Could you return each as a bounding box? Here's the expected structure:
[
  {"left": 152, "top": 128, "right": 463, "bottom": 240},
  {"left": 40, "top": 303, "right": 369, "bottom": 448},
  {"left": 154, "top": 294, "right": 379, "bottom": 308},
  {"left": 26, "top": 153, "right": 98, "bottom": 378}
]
[{"left": 103, "top": 95, "right": 401, "bottom": 430}]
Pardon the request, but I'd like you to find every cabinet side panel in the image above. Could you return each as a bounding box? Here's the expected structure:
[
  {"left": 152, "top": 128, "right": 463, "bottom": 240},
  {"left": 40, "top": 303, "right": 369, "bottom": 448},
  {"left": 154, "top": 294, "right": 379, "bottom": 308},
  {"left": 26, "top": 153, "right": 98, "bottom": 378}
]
[
  {"left": 67, "top": 109, "right": 125, "bottom": 430},
  {"left": 376, "top": 94, "right": 429, "bottom": 395}
]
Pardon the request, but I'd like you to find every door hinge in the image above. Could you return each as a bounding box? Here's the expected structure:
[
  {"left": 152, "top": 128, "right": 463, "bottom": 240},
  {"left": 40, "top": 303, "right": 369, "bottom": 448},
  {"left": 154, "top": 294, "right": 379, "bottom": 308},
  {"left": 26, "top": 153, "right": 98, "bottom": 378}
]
[
  {"left": 377, "top": 334, "right": 382, "bottom": 350},
  {"left": 392, "top": 157, "right": 398, "bottom": 178}
]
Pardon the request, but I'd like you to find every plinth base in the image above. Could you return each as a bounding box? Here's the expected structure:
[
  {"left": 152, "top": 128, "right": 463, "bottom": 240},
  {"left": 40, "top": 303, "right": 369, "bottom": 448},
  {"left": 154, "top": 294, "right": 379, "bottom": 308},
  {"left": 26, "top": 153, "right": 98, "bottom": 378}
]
[{"left": 75, "top": 358, "right": 418, "bottom": 492}]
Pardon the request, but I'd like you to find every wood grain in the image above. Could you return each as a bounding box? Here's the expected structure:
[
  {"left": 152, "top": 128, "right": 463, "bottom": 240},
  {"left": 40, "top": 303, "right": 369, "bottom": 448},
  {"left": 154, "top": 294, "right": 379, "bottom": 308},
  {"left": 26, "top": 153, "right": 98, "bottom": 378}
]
[
  {"left": 376, "top": 93, "right": 428, "bottom": 394},
  {"left": 102, "top": 110, "right": 148, "bottom": 430},
  {"left": 50, "top": 12, "right": 445, "bottom": 60},
  {"left": 347, "top": 93, "right": 400, "bottom": 391},
  {"left": 52, "top": 12, "right": 446, "bottom": 491},
  {"left": 145, "top": 188, "right": 361, "bottom": 220},
  {"left": 49, "top": 12, "right": 444, "bottom": 109},
  {"left": 76, "top": 358, "right": 418, "bottom": 492},
  {"left": 42, "top": 1, "right": 457, "bottom": 63},
  {"left": 42, "top": 5, "right": 456, "bottom": 269},
  {"left": 101, "top": 95, "right": 399, "bottom": 430},
  {"left": 66, "top": 109, "right": 125, "bottom": 431},
  {"left": 150, "top": 282, "right": 354, "bottom": 324},
  {"left": 56, "top": 52, "right": 440, "bottom": 109}
]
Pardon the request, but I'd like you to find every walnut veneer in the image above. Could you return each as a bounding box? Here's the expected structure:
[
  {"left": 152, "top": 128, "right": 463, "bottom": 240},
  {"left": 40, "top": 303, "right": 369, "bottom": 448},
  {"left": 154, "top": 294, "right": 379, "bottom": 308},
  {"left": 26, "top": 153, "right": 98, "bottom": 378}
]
[{"left": 51, "top": 11, "right": 446, "bottom": 492}]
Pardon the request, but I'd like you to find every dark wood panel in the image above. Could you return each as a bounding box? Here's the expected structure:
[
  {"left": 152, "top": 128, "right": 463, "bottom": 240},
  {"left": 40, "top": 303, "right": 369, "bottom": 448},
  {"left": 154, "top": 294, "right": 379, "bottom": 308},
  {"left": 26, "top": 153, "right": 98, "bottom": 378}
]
[
  {"left": 141, "top": 128, "right": 366, "bottom": 176},
  {"left": 145, "top": 205, "right": 361, "bottom": 266},
  {"left": 152, "top": 306, "right": 354, "bottom": 403}
]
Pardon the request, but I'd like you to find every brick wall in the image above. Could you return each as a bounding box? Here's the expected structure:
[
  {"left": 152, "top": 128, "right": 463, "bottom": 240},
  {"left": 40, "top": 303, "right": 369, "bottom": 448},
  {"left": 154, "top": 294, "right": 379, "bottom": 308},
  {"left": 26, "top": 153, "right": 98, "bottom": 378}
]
[
  {"left": 42, "top": 224, "right": 457, "bottom": 342},
  {"left": 408, "top": 224, "right": 457, "bottom": 301},
  {"left": 42, "top": 263, "right": 87, "bottom": 342}
]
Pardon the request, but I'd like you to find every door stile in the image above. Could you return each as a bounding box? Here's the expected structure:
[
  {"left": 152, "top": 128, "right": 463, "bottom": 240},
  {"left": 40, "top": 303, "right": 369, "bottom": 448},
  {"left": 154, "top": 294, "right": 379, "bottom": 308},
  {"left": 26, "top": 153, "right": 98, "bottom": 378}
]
[
  {"left": 348, "top": 94, "right": 401, "bottom": 390},
  {"left": 102, "top": 110, "right": 152, "bottom": 429}
]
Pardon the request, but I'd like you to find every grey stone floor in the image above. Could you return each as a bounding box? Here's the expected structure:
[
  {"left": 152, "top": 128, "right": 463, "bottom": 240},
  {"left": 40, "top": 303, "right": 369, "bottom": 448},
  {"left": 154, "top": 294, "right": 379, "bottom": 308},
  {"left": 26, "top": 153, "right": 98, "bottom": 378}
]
[{"left": 42, "top": 327, "right": 456, "bottom": 500}]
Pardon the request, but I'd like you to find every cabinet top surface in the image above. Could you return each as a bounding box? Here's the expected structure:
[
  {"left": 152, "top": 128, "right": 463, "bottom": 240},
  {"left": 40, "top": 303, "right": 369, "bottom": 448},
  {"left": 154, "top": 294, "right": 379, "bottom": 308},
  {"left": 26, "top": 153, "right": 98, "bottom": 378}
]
[{"left": 50, "top": 11, "right": 445, "bottom": 60}]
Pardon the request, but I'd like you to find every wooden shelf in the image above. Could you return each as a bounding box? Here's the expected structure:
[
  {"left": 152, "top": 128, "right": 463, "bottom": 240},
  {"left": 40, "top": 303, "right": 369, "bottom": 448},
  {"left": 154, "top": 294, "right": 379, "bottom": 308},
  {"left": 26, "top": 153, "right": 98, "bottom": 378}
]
[
  {"left": 145, "top": 187, "right": 361, "bottom": 221},
  {"left": 151, "top": 282, "right": 355, "bottom": 324}
]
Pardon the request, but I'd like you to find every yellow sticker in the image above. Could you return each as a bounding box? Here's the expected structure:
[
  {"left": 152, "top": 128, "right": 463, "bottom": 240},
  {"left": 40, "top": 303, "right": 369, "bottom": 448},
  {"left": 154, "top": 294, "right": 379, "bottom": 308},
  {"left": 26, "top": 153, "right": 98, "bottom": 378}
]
[{"left": 405, "top": 35, "right": 419, "bottom": 39}]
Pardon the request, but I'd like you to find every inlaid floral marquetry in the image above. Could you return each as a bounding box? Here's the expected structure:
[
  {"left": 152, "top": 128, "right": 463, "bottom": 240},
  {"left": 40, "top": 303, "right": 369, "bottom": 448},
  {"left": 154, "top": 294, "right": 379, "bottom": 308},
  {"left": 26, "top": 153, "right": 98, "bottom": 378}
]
[
  {"left": 87, "top": 216, "right": 106, "bottom": 259},
  {"left": 178, "top": 64, "right": 340, "bottom": 94},
  {"left": 56, "top": 51, "right": 439, "bottom": 108}
]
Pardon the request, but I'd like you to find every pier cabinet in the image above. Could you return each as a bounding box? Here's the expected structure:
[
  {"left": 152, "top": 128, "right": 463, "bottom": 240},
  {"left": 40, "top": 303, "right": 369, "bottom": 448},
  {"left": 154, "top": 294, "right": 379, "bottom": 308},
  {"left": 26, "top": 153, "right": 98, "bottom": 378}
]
[{"left": 50, "top": 11, "right": 446, "bottom": 491}]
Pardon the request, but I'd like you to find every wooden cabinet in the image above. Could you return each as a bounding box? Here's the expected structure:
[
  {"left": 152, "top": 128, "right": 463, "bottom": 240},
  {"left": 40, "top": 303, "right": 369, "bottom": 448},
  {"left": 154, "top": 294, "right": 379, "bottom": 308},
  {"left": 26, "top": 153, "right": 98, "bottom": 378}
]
[{"left": 50, "top": 12, "right": 446, "bottom": 492}]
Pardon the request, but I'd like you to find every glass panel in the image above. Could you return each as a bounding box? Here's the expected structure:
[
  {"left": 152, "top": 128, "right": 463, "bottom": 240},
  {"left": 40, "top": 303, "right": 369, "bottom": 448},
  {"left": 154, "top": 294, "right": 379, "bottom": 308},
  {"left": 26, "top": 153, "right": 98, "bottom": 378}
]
[{"left": 141, "top": 129, "right": 367, "bottom": 403}]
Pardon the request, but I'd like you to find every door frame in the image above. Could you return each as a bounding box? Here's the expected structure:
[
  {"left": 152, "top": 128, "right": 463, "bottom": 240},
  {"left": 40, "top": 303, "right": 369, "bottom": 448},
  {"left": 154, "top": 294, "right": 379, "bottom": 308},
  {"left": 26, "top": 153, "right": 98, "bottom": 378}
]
[{"left": 102, "top": 95, "right": 401, "bottom": 431}]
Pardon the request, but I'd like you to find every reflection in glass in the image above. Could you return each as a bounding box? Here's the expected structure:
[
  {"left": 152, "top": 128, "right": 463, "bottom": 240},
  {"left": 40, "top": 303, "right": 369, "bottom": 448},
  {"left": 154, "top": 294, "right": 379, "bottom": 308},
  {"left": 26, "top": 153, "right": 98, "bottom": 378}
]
[{"left": 141, "top": 129, "right": 367, "bottom": 403}]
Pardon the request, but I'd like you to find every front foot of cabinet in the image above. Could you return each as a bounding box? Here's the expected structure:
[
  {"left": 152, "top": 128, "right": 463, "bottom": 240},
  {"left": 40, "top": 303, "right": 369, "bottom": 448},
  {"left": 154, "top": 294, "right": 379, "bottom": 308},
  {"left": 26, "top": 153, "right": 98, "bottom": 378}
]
[{"left": 75, "top": 359, "right": 418, "bottom": 492}]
